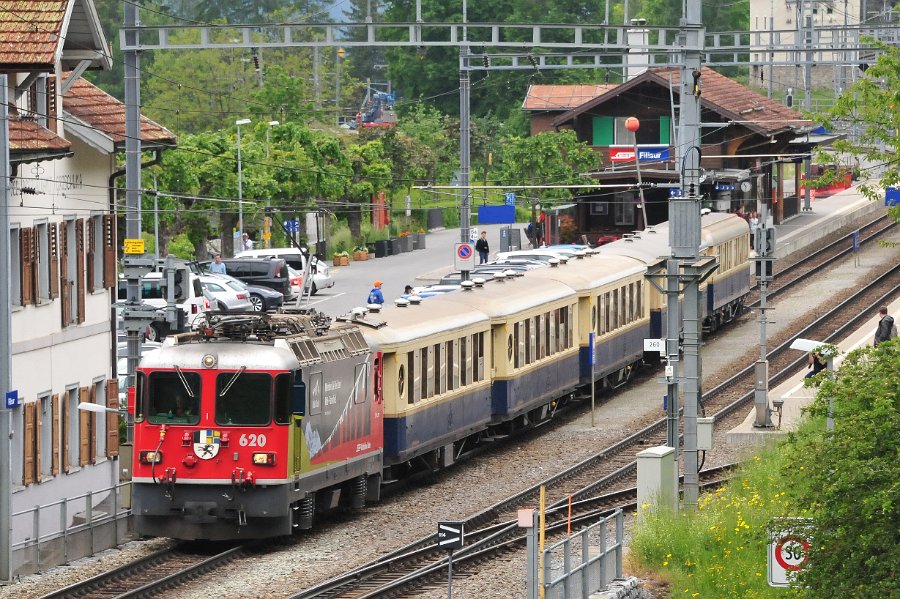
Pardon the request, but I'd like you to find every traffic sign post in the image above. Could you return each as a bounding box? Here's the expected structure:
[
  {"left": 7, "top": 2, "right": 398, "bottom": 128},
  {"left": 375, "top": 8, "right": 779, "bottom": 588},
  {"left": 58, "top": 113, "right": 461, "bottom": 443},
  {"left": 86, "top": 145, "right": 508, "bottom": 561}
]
[
  {"left": 438, "top": 521, "right": 464, "bottom": 599},
  {"left": 4, "top": 390, "right": 17, "bottom": 410},
  {"left": 768, "top": 519, "right": 812, "bottom": 587},
  {"left": 454, "top": 242, "right": 475, "bottom": 273}
]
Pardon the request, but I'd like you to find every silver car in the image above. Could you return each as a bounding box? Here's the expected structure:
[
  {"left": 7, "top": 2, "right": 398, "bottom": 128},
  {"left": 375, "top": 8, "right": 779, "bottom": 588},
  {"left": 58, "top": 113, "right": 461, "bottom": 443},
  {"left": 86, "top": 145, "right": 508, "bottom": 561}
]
[{"left": 199, "top": 274, "right": 254, "bottom": 312}]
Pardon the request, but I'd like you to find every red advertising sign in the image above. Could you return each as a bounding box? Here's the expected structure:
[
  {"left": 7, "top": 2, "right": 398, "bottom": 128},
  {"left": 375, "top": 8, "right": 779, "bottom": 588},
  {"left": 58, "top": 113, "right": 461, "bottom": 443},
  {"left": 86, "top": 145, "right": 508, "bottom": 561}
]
[{"left": 609, "top": 146, "right": 635, "bottom": 162}]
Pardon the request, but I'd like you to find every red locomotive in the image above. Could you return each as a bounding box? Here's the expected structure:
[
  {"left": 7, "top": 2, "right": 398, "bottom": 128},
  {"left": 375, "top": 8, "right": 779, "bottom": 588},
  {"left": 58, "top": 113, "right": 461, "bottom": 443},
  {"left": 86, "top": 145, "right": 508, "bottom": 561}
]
[{"left": 130, "top": 312, "right": 383, "bottom": 540}]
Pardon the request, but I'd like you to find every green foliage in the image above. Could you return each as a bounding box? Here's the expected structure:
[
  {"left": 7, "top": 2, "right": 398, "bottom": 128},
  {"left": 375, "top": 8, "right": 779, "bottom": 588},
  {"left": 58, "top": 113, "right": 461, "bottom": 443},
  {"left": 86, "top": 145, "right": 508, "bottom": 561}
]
[
  {"left": 814, "top": 41, "right": 900, "bottom": 225},
  {"left": 631, "top": 342, "right": 900, "bottom": 598},
  {"left": 787, "top": 341, "right": 900, "bottom": 597},
  {"left": 632, "top": 447, "right": 797, "bottom": 598},
  {"left": 167, "top": 233, "right": 196, "bottom": 260},
  {"left": 328, "top": 221, "right": 353, "bottom": 257},
  {"left": 493, "top": 130, "right": 599, "bottom": 206}
]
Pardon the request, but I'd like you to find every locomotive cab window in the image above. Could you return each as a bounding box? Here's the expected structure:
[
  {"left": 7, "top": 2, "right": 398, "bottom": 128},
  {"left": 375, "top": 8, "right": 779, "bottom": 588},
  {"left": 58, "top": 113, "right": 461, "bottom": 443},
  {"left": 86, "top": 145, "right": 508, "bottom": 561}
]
[
  {"left": 216, "top": 372, "right": 271, "bottom": 426},
  {"left": 274, "top": 373, "right": 291, "bottom": 424},
  {"left": 147, "top": 371, "right": 201, "bottom": 425}
]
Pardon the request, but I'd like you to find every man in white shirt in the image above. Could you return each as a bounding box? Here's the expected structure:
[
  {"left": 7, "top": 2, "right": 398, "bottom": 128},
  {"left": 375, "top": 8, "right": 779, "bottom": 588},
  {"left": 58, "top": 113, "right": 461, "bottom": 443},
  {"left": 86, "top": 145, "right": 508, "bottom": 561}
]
[{"left": 242, "top": 233, "right": 254, "bottom": 251}]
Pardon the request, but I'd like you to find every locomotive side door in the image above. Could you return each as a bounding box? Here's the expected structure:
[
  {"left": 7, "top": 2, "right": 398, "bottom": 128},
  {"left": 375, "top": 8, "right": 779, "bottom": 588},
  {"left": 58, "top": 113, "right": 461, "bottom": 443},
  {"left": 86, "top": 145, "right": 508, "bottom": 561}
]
[{"left": 293, "top": 370, "right": 323, "bottom": 473}]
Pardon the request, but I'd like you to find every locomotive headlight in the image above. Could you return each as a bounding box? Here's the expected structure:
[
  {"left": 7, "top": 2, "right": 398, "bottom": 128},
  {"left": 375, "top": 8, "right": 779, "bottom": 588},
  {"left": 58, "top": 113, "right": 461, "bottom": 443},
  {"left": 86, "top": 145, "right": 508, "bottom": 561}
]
[
  {"left": 252, "top": 452, "right": 276, "bottom": 466},
  {"left": 201, "top": 354, "right": 217, "bottom": 368},
  {"left": 139, "top": 450, "right": 162, "bottom": 464}
]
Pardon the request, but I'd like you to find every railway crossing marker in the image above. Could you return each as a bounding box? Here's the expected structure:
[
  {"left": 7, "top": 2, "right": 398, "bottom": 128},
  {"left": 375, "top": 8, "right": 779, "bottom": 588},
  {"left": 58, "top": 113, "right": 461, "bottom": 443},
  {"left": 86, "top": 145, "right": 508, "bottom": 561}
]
[
  {"left": 768, "top": 519, "right": 812, "bottom": 587},
  {"left": 438, "top": 521, "right": 465, "bottom": 599}
]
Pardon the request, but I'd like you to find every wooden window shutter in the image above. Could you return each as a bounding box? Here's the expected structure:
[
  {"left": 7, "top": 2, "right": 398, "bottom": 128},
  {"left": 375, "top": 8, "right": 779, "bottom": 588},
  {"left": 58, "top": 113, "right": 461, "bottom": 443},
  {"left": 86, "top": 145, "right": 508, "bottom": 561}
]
[
  {"left": 75, "top": 219, "right": 85, "bottom": 324},
  {"left": 51, "top": 394, "right": 60, "bottom": 476},
  {"left": 78, "top": 387, "right": 90, "bottom": 466},
  {"left": 46, "top": 76, "right": 57, "bottom": 130},
  {"left": 59, "top": 224, "right": 71, "bottom": 327},
  {"left": 103, "top": 214, "right": 116, "bottom": 288},
  {"left": 35, "top": 400, "right": 42, "bottom": 481},
  {"left": 86, "top": 218, "right": 95, "bottom": 291},
  {"left": 62, "top": 394, "right": 69, "bottom": 473},
  {"left": 106, "top": 379, "right": 119, "bottom": 458},
  {"left": 31, "top": 226, "right": 40, "bottom": 302},
  {"left": 23, "top": 403, "right": 35, "bottom": 486},
  {"left": 20, "top": 227, "right": 34, "bottom": 305},
  {"left": 48, "top": 223, "right": 59, "bottom": 299}
]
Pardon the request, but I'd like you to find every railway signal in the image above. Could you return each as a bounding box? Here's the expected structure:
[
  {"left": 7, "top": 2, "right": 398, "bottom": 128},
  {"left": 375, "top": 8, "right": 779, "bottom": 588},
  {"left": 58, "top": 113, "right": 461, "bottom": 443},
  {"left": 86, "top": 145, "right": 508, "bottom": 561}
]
[{"left": 438, "top": 521, "right": 465, "bottom": 599}]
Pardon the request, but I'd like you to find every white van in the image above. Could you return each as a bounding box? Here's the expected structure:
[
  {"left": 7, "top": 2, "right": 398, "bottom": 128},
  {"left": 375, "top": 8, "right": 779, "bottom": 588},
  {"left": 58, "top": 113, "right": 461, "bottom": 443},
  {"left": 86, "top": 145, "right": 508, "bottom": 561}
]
[
  {"left": 234, "top": 247, "right": 334, "bottom": 294},
  {"left": 117, "top": 272, "right": 209, "bottom": 341}
]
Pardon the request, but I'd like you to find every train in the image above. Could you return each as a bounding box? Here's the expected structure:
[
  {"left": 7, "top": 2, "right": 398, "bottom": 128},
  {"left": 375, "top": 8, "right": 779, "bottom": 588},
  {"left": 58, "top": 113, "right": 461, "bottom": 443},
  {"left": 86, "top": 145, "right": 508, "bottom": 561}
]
[{"left": 129, "top": 213, "right": 750, "bottom": 540}]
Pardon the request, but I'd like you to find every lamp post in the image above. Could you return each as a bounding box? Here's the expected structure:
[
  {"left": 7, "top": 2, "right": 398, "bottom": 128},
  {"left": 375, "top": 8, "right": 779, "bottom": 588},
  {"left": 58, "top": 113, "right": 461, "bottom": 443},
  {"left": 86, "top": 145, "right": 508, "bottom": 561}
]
[
  {"left": 335, "top": 48, "right": 345, "bottom": 127},
  {"left": 265, "top": 120, "right": 279, "bottom": 249},
  {"left": 236, "top": 118, "right": 251, "bottom": 255},
  {"left": 624, "top": 116, "right": 649, "bottom": 230}
]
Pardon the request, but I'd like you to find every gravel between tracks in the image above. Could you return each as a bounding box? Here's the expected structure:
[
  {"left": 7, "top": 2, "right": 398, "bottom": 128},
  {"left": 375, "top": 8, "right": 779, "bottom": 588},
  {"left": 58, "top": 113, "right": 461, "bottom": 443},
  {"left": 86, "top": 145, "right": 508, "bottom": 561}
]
[{"left": 5, "top": 222, "right": 898, "bottom": 599}]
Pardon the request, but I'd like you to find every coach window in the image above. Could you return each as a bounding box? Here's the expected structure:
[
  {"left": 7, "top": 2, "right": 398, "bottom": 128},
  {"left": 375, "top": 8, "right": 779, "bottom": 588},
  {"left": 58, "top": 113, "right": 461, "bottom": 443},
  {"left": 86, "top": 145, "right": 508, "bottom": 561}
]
[
  {"left": 216, "top": 372, "right": 270, "bottom": 425},
  {"left": 447, "top": 340, "right": 456, "bottom": 392},
  {"left": 524, "top": 318, "right": 532, "bottom": 364},
  {"left": 148, "top": 372, "right": 201, "bottom": 425},
  {"left": 513, "top": 323, "right": 521, "bottom": 369},
  {"left": 476, "top": 332, "right": 485, "bottom": 381},
  {"left": 274, "top": 374, "right": 291, "bottom": 424}
]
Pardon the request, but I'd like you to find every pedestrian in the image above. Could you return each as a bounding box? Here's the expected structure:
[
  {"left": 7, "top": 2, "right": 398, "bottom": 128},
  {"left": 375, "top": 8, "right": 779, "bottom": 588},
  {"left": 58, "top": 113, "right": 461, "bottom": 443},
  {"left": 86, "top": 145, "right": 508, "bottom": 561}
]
[
  {"left": 209, "top": 254, "right": 227, "bottom": 274},
  {"left": 748, "top": 211, "right": 759, "bottom": 250},
  {"left": 805, "top": 351, "right": 827, "bottom": 379},
  {"left": 475, "top": 230, "right": 490, "bottom": 264},
  {"left": 242, "top": 233, "right": 254, "bottom": 251},
  {"left": 367, "top": 280, "right": 385, "bottom": 305},
  {"left": 404, "top": 285, "right": 414, "bottom": 295},
  {"left": 736, "top": 206, "right": 745, "bottom": 220},
  {"left": 873, "top": 306, "right": 896, "bottom": 346}
]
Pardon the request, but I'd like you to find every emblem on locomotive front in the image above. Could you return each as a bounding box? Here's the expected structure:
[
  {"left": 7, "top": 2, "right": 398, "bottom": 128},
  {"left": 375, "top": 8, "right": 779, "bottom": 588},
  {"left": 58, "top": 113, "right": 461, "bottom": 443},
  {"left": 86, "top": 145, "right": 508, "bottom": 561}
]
[{"left": 193, "top": 429, "right": 221, "bottom": 460}]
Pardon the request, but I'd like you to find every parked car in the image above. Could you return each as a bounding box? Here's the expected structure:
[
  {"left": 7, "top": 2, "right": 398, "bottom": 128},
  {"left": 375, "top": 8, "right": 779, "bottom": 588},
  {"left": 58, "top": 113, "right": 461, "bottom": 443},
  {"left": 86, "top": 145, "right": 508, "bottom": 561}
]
[
  {"left": 220, "top": 257, "right": 293, "bottom": 299},
  {"left": 116, "top": 272, "right": 209, "bottom": 341},
  {"left": 195, "top": 264, "right": 285, "bottom": 312},
  {"left": 235, "top": 247, "right": 334, "bottom": 294},
  {"left": 199, "top": 274, "right": 254, "bottom": 312}
]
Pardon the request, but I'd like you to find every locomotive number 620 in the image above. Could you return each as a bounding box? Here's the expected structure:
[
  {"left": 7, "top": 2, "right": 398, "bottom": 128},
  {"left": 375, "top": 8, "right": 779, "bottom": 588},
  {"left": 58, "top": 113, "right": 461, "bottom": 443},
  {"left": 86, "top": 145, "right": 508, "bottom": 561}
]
[{"left": 239, "top": 433, "right": 267, "bottom": 447}]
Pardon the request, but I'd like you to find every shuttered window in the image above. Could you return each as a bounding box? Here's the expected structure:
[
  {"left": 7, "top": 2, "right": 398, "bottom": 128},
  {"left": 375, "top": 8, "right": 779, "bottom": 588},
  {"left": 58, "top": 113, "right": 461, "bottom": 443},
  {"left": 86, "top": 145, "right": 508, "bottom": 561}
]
[
  {"left": 36, "top": 221, "right": 49, "bottom": 301},
  {"left": 21, "top": 227, "right": 35, "bottom": 305},
  {"left": 75, "top": 219, "right": 85, "bottom": 324},
  {"left": 51, "top": 394, "right": 60, "bottom": 476},
  {"left": 48, "top": 223, "right": 59, "bottom": 299},
  {"left": 106, "top": 380, "right": 119, "bottom": 458},
  {"left": 23, "top": 402, "right": 38, "bottom": 485},
  {"left": 10, "top": 227, "right": 21, "bottom": 306},
  {"left": 60, "top": 221, "right": 72, "bottom": 327},
  {"left": 103, "top": 214, "right": 116, "bottom": 288},
  {"left": 78, "top": 386, "right": 95, "bottom": 467},
  {"left": 86, "top": 217, "right": 96, "bottom": 291}
]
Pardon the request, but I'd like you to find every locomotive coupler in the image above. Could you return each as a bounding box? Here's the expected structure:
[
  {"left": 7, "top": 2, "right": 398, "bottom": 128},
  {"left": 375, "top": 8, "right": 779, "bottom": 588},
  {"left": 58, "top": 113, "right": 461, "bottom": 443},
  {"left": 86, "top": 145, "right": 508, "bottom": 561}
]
[
  {"left": 224, "top": 468, "right": 255, "bottom": 501},
  {"left": 161, "top": 467, "right": 177, "bottom": 500}
]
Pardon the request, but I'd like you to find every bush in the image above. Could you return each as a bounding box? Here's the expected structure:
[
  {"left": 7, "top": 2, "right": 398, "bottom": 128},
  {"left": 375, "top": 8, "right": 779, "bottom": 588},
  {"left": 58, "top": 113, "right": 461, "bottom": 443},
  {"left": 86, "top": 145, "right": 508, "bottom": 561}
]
[{"left": 168, "top": 233, "right": 196, "bottom": 260}]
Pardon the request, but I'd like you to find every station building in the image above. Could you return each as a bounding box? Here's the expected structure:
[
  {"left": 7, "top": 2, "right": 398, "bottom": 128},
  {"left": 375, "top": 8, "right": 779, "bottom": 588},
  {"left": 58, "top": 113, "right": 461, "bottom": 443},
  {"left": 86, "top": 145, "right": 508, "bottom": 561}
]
[{"left": 2, "top": 0, "right": 174, "bottom": 575}]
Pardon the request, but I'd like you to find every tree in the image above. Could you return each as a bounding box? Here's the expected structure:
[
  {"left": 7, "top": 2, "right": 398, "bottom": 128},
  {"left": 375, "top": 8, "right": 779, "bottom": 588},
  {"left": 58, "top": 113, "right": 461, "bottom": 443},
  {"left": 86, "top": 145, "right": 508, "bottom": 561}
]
[
  {"left": 817, "top": 41, "right": 900, "bottom": 224},
  {"left": 492, "top": 130, "right": 599, "bottom": 208},
  {"left": 785, "top": 340, "right": 899, "bottom": 597}
]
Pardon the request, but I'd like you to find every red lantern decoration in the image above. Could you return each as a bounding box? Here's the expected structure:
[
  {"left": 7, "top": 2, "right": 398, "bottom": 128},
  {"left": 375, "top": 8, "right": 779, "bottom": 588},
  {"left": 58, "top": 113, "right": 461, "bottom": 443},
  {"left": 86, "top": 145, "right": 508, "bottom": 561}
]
[{"left": 625, "top": 116, "right": 640, "bottom": 132}]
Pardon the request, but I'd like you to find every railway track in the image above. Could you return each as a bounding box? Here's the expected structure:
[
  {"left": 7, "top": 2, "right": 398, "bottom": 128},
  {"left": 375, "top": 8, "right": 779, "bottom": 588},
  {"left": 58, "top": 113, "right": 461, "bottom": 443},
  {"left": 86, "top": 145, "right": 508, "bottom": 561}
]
[
  {"left": 39, "top": 543, "right": 245, "bottom": 599},
  {"left": 747, "top": 214, "right": 895, "bottom": 307},
  {"left": 290, "top": 259, "right": 900, "bottom": 598},
  {"left": 290, "top": 465, "right": 735, "bottom": 599}
]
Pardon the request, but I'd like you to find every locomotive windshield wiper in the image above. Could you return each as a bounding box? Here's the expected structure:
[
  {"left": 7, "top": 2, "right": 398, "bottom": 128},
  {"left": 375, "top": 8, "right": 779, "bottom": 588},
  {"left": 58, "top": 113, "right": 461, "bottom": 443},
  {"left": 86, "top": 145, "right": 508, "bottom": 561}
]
[
  {"left": 220, "top": 366, "right": 247, "bottom": 397},
  {"left": 173, "top": 365, "right": 195, "bottom": 398}
]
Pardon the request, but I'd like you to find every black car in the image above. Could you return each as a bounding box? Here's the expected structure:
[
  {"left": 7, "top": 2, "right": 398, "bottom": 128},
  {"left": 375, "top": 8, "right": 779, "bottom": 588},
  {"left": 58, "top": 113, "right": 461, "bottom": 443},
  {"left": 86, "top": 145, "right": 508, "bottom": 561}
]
[{"left": 221, "top": 258, "right": 292, "bottom": 299}]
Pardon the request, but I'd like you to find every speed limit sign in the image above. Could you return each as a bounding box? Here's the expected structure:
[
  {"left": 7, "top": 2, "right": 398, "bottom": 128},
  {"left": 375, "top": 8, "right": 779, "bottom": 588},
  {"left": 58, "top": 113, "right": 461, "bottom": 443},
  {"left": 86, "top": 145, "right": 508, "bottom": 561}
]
[{"left": 768, "top": 522, "right": 812, "bottom": 587}]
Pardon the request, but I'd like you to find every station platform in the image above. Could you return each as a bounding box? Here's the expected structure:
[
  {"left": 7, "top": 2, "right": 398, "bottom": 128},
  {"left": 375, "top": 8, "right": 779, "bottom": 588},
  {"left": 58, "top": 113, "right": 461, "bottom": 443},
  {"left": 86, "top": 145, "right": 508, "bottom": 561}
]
[
  {"left": 726, "top": 296, "right": 900, "bottom": 445},
  {"left": 771, "top": 184, "right": 886, "bottom": 261}
]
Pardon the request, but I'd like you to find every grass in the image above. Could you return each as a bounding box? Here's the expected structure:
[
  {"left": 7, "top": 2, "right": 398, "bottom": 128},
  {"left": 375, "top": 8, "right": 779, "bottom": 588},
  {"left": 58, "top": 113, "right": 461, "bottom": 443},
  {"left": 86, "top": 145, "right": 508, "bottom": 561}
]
[{"left": 629, "top": 443, "right": 802, "bottom": 598}]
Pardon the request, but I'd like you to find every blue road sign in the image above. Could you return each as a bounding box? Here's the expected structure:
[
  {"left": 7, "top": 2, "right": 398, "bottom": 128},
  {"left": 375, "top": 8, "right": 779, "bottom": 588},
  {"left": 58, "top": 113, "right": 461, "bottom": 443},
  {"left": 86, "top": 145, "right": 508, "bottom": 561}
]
[
  {"left": 457, "top": 244, "right": 472, "bottom": 259},
  {"left": 669, "top": 188, "right": 683, "bottom": 198},
  {"left": 5, "top": 390, "right": 18, "bottom": 409},
  {"left": 505, "top": 192, "right": 516, "bottom": 206},
  {"left": 285, "top": 219, "right": 300, "bottom": 233},
  {"left": 852, "top": 230, "right": 859, "bottom": 252},
  {"left": 886, "top": 187, "right": 900, "bottom": 207},
  {"left": 588, "top": 332, "right": 596, "bottom": 366}
]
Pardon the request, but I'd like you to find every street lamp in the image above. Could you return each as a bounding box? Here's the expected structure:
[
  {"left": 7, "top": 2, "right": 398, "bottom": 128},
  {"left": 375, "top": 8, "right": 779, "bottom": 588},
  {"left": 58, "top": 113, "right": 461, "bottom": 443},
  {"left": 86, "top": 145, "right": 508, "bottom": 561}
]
[
  {"left": 78, "top": 402, "right": 125, "bottom": 414},
  {"left": 236, "top": 118, "right": 252, "bottom": 254},
  {"left": 266, "top": 120, "right": 279, "bottom": 158}
]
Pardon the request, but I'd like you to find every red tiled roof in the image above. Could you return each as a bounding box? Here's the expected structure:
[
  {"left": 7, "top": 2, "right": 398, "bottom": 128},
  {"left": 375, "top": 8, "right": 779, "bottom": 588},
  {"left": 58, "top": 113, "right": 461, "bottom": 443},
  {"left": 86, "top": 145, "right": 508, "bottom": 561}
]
[
  {"left": 0, "top": 1, "right": 68, "bottom": 67},
  {"left": 552, "top": 67, "right": 809, "bottom": 136},
  {"left": 523, "top": 84, "right": 617, "bottom": 111},
  {"left": 8, "top": 115, "right": 71, "bottom": 154},
  {"left": 64, "top": 77, "right": 176, "bottom": 148}
]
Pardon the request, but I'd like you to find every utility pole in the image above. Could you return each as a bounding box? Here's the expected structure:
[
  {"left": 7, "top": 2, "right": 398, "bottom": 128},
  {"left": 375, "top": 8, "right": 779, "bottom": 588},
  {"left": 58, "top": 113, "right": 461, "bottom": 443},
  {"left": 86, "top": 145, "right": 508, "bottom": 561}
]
[
  {"left": 674, "top": 0, "right": 715, "bottom": 509},
  {"left": 753, "top": 202, "right": 775, "bottom": 428},
  {"left": 459, "top": 0, "right": 472, "bottom": 281},
  {"left": 1, "top": 74, "right": 14, "bottom": 583}
]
